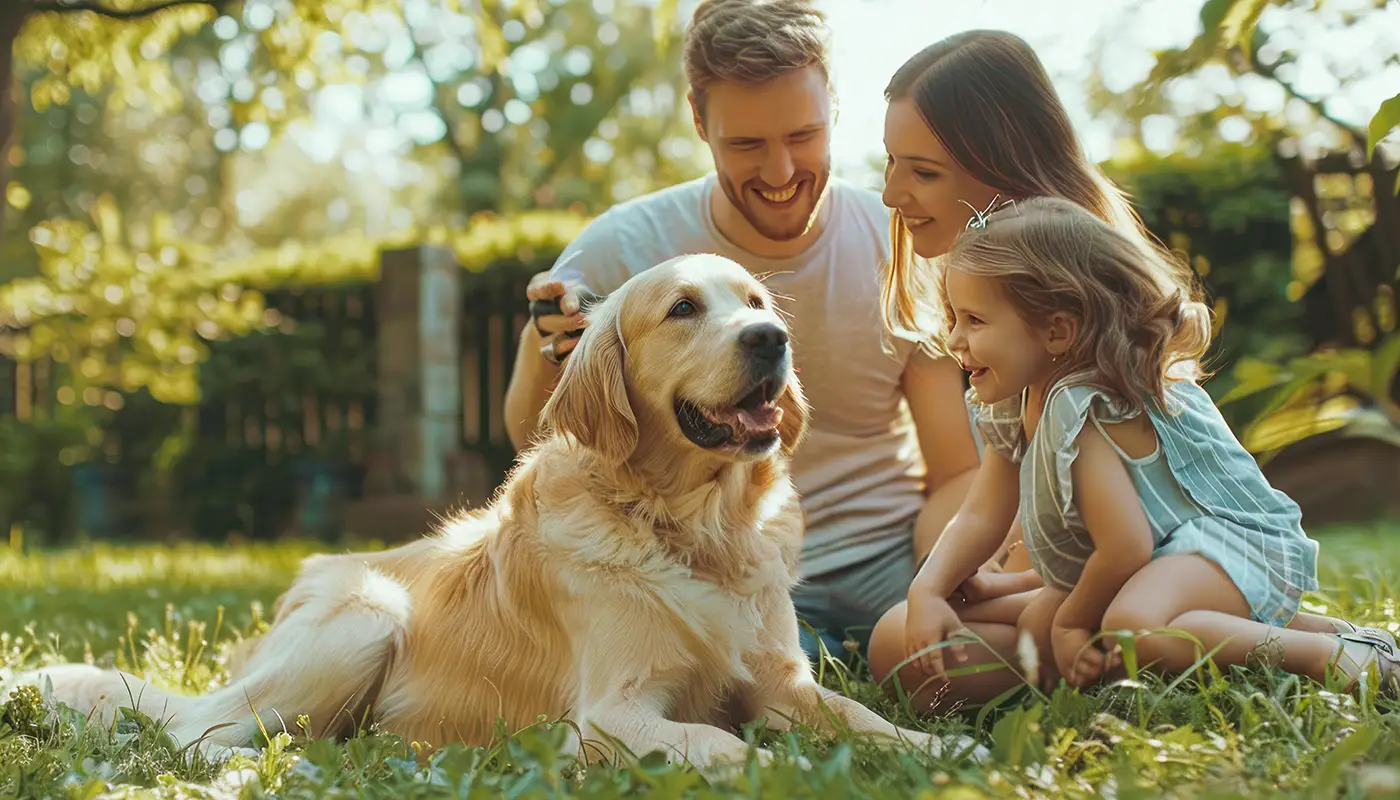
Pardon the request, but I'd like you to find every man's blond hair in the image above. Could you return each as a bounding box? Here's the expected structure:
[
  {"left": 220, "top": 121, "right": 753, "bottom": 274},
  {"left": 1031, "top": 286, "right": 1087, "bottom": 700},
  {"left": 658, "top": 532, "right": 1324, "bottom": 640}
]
[{"left": 683, "top": 0, "right": 831, "bottom": 123}]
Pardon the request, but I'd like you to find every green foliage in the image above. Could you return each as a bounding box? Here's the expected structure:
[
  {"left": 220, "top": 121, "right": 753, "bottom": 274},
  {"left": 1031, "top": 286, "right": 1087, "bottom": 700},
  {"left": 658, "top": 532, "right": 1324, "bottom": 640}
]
[
  {"left": 1, "top": 194, "right": 264, "bottom": 406},
  {"left": 1128, "top": 0, "right": 1280, "bottom": 105},
  {"left": 1104, "top": 143, "right": 1314, "bottom": 441},
  {"left": 170, "top": 304, "right": 376, "bottom": 541},
  {"left": 0, "top": 409, "right": 96, "bottom": 542},
  {"left": 1215, "top": 333, "right": 1400, "bottom": 457},
  {"left": 15, "top": 2, "right": 220, "bottom": 117},
  {"left": 2, "top": 0, "right": 704, "bottom": 287},
  {"left": 0, "top": 201, "right": 585, "bottom": 541},
  {"left": 1368, "top": 93, "right": 1400, "bottom": 159},
  {"left": 1097, "top": 0, "right": 1389, "bottom": 154},
  {"left": 1369, "top": 93, "right": 1400, "bottom": 193},
  {"left": 4, "top": 529, "right": 1400, "bottom": 797},
  {"left": 0, "top": 204, "right": 589, "bottom": 406},
  {"left": 1198, "top": 0, "right": 1272, "bottom": 66},
  {"left": 1104, "top": 0, "right": 1400, "bottom": 457}
]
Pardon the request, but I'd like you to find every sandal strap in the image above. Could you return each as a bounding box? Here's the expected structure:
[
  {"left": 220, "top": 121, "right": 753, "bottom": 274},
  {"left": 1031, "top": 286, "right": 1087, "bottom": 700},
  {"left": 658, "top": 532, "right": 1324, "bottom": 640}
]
[
  {"left": 1337, "top": 630, "right": 1399, "bottom": 659},
  {"left": 1334, "top": 620, "right": 1398, "bottom": 648},
  {"left": 1333, "top": 633, "right": 1400, "bottom": 695}
]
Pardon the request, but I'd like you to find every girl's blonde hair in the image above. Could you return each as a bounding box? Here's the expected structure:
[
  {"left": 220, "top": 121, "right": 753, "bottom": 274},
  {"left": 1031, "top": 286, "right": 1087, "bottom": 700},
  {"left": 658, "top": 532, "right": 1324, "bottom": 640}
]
[
  {"left": 878, "top": 30, "right": 1202, "bottom": 346},
  {"left": 940, "top": 197, "right": 1213, "bottom": 412}
]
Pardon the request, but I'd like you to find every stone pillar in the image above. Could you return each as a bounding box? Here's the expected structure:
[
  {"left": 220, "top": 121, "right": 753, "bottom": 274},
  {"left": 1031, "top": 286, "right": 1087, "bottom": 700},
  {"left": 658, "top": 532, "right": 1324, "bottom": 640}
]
[{"left": 370, "top": 246, "right": 461, "bottom": 502}]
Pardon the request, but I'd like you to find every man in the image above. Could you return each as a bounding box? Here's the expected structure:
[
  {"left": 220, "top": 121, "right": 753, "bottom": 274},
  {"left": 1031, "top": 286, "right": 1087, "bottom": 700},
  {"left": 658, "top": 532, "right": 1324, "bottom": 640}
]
[{"left": 502, "top": 0, "right": 982, "bottom": 659}]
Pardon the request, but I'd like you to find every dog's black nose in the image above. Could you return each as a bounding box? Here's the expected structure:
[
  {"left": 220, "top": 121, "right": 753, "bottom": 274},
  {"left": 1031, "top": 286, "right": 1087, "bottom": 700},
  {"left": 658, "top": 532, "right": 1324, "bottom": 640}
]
[{"left": 739, "top": 323, "right": 789, "bottom": 360}]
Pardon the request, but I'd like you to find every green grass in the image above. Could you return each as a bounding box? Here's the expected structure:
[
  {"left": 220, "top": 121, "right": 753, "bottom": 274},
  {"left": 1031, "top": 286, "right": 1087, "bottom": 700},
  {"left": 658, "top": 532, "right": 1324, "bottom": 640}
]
[{"left": 3, "top": 527, "right": 1400, "bottom": 798}]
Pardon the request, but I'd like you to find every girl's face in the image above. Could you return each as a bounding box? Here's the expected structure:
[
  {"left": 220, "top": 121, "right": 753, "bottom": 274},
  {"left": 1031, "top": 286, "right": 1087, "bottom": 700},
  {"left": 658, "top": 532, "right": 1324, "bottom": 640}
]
[
  {"left": 943, "top": 269, "right": 1068, "bottom": 405},
  {"left": 882, "top": 98, "right": 1005, "bottom": 259}
]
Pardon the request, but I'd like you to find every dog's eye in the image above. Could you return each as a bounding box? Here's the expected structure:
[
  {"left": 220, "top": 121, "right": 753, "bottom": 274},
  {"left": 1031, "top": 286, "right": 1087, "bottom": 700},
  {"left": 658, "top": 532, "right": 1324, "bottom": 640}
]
[{"left": 668, "top": 299, "right": 698, "bottom": 318}]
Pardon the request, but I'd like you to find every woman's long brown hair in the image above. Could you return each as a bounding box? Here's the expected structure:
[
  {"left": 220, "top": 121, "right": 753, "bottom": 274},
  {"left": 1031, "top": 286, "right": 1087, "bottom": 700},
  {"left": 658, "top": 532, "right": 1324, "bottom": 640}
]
[{"left": 880, "top": 30, "right": 1202, "bottom": 356}]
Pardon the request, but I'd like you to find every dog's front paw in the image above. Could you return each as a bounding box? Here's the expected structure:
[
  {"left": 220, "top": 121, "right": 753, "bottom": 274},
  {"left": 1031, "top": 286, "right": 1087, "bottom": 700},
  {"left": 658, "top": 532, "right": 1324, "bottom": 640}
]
[
  {"left": 897, "top": 728, "right": 989, "bottom": 763},
  {"left": 214, "top": 764, "right": 262, "bottom": 789},
  {"left": 181, "top": 740, "right": 261, "bottom": 769},
  {"left": 698, "top": 746, "right": 773, "bottom": 783},
  {"left": 217, "top": 745, "right": 264, "bottom": 762},
  {"left": 947, "top": 732, "right": 990, "bottom": 762}
]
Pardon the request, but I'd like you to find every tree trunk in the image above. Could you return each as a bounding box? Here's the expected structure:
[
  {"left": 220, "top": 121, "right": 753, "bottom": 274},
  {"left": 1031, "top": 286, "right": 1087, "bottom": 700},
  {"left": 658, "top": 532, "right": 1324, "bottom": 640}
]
[{"left": 0, "top": 5, "right": 28, "bottom": 237}]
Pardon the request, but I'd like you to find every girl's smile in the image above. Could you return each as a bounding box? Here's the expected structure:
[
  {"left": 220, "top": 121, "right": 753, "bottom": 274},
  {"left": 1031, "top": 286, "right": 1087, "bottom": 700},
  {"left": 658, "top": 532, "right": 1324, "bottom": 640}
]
[
  {"left": 943, "top": 269, "right": 1061, "bottom": 405},
  {"left": 959, "top": 359, "right": 989, "bottom": 384}
]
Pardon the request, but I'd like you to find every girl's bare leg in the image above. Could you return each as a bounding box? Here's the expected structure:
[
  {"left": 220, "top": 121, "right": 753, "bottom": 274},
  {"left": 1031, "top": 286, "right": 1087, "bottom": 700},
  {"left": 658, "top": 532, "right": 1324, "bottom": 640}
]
[
  {"left": 868, "top": 590, "right": 1043, "bottom": 710},
  {"left": 1101, "top": 555, "right": 1341, "bottom": 681},
  {"left": 957, "top": 589, "right": 1039, "bottom": 626}
]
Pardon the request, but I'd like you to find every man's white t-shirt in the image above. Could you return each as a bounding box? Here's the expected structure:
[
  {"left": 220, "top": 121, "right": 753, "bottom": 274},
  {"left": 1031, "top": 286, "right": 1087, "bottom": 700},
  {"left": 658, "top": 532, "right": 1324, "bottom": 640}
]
[{"left": 549, "top": 173, "right": 927, "bottom": 579}]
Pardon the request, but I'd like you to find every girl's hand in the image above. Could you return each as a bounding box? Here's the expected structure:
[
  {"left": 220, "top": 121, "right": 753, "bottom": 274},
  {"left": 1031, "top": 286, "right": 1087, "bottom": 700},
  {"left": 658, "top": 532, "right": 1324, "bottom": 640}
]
[
  {"left": 1052, "top": 623, "right": 1120, "bottom": 687},
  {"left": 952, "top": 570, "right": 1000, "bottom": 606},
  {"left": 904, "top": 594, "right": 971, "bottom": 680},
  {"left": 954, "top": 569, "right": 1043, "bottom": 607},
  {"left": 1016, "top": 587, "right": 1066, "bottom": 690}
]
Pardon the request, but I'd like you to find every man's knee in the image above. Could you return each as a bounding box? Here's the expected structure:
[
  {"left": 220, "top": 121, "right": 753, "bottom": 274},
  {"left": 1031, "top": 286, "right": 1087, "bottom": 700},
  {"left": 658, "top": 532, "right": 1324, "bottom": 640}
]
[{"left": 798, "top": 625, "right": 848, "bottom": 663}]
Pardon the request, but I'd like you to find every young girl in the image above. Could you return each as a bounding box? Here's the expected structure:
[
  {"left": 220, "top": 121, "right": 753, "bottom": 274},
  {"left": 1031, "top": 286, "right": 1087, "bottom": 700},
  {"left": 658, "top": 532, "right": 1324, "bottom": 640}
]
[{"left": 893, "top": 196, "right": 1398, "bottom": 699}]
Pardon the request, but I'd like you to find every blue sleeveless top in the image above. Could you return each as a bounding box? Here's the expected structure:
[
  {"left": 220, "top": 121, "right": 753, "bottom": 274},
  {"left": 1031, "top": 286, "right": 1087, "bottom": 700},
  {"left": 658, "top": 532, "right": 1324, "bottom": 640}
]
[{"left": 968, "top": 374, "right": 1319, "bottom": 627}]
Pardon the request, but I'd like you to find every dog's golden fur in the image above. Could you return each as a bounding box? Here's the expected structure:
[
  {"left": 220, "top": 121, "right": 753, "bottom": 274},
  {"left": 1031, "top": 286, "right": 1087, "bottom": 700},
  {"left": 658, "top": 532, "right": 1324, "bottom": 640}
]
[{"left": 16, "top": 254, "right": 953, "bottom": 775}]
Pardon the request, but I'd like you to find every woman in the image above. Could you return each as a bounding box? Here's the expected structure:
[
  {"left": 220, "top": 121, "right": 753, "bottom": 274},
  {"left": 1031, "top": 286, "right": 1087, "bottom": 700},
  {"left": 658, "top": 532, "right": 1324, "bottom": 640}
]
[{"left": 866, "top": 28, "right": 1202, "bottom": 707}]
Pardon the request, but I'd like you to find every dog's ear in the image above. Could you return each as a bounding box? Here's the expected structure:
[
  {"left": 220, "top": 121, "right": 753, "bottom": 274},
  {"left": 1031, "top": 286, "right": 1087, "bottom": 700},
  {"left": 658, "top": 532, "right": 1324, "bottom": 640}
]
[
  {"left": 541, "top": 300, "right": 638, "bottom": 464},
  {"left": 777, "top": 374, "right": 809, "bottom": 456}
]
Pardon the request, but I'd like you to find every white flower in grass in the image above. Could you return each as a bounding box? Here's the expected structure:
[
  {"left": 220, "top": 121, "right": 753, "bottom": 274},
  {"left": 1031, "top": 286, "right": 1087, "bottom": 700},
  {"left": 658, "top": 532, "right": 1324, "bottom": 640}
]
[{"left": 1017, "top": 628, "right": 1039, "bottom": 687}]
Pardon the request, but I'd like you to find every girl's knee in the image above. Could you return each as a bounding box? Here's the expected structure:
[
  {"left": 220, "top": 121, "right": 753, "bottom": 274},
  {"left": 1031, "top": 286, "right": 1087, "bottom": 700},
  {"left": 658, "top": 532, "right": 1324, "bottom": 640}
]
[
  {"left": 1102, "top": 600, "right": 1201, "bottom": 672},
  {"left": 1102, "top": 596, "right": 1165, "bottom": 636}
]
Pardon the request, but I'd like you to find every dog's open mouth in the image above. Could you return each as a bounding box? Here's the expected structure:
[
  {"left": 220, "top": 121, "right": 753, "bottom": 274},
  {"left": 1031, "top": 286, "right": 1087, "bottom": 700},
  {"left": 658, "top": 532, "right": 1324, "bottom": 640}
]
[{"left": 675, "top": 377, "right": 785, "bottom": 451}]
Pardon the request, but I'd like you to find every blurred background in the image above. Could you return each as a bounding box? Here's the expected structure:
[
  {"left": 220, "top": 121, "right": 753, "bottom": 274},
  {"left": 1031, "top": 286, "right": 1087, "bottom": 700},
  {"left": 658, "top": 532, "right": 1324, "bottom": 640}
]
[{"left": 0, "top": 0, "right": 1397, "bottom": 548}]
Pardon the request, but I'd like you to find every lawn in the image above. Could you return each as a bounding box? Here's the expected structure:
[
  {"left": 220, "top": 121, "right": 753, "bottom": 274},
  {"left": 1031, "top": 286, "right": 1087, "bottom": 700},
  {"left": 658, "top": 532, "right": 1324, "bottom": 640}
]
[{"left": 3, "top": 527, "right": 1400, "bottom": 799}]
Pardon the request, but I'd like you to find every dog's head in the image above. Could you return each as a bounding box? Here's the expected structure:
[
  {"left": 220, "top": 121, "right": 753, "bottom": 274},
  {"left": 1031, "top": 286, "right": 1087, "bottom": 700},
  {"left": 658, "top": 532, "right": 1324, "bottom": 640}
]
[{"left": 541, "top": 254, "right": 808, "bottom": 468}]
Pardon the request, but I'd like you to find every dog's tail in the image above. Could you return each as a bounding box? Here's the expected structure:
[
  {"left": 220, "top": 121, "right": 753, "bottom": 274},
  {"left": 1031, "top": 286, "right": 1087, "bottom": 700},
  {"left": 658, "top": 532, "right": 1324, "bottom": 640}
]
[
  {"left": 7, "top": 559, "right": 413, "bottom": 756},
  {"left": 6, "top": 663, "right": 198, "bottom": 731},
  {"left": 6, "top": 653, "right": 373, "bottom": 758}
]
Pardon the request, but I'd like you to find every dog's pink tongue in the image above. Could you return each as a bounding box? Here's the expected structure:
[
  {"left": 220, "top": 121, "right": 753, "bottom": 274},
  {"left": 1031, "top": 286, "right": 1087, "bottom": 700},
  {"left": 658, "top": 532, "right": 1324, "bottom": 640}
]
[{"left": 736, "top": 404, "right": 783, "bottom": 433}]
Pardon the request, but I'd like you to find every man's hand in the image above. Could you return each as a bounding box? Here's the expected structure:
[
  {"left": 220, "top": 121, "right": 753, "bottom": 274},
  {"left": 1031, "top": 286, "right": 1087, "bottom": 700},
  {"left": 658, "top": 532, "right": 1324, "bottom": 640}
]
[
  {"left": 905, "top": 594, "right": 973, "bottom": 680},
  {"left": 526, "top": 271, "right": 590, "bottom": 363}
]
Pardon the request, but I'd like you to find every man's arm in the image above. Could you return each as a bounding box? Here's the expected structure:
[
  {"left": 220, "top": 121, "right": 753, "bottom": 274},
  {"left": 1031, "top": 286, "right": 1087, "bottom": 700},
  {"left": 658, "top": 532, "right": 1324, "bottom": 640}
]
[
  {"left": 502, "top": 218, "right": 630, "bottom": 452},
  {"left": 901, "top": 350, "right": 982, "bottom": 560},
  {"left": 504, "top": 322, "right": 564, "bottom": 451}
]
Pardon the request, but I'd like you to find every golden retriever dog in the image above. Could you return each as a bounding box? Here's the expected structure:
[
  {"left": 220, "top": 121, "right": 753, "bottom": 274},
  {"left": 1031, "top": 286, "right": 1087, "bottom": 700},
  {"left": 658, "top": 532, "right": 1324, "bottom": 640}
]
[{"left": 13, "top": 254, "right": 966, "bottom": 776}]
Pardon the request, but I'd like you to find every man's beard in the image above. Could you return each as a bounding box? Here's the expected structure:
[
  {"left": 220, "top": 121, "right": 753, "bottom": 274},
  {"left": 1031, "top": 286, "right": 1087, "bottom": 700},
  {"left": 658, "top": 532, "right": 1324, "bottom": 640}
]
[{"left": 717, "top": 170, "right": 830, "bottom": 242}]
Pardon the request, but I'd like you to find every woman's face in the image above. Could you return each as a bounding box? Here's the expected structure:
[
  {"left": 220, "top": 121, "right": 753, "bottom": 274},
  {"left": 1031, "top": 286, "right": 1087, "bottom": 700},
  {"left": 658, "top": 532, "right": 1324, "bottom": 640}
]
[{"left": 882, "top": 98, "right": 1004, "bottom": 259}]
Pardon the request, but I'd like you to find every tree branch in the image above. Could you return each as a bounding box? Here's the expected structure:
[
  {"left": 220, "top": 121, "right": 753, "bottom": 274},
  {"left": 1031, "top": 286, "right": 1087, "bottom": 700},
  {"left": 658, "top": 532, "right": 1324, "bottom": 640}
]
[
  {"left": 526, "top": 58, "right": 649, "bottom": 204},
  {"left": 25, "top": 0, "right": 230, "bottom": 20},
  {"left": 1243, "top": 51, "right": 1369, "bottom": 147}
]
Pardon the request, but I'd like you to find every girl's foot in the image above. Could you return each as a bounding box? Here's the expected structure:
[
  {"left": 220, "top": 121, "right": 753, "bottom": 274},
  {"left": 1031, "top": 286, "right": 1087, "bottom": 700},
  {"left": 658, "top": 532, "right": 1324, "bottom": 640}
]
[
  {"left": 1330, "top": 629, "right": 1400, "bottom": 695},
  {"left": 1330, "top": 618, "right": 1398, "bottom": 649}
]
